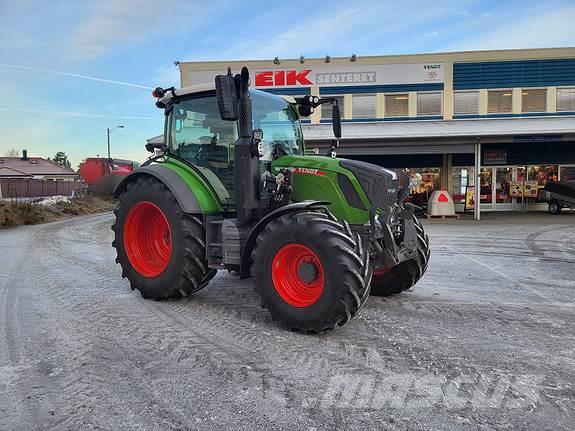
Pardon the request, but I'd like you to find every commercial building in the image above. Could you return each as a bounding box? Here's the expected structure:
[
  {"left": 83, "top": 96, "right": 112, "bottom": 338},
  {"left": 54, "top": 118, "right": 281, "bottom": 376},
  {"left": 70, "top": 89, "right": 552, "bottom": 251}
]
[{"left": 177, "top": 47, "right": 575, "bottom": 213}]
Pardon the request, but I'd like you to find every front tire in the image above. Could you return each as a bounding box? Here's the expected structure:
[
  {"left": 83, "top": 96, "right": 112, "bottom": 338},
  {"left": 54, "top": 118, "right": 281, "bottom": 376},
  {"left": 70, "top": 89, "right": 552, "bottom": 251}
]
[
  {"left": 371, "top": 215, "right": 430, "bottom": 297},
  {"left": 112, "top": 176, "right": 213, "bottom": 299},
  {"left": 252, "top": 210, "right": 371, "bottom": 332},
  {"left": 548, "top": 201, "right": 562, "bottom": 215}
]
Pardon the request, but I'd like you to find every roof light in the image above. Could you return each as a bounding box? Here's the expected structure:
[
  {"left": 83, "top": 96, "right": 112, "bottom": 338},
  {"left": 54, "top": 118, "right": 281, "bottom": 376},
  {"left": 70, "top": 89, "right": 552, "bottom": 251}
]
[{"left": 152, "top": 87, "right": 165, "bottom": 98}]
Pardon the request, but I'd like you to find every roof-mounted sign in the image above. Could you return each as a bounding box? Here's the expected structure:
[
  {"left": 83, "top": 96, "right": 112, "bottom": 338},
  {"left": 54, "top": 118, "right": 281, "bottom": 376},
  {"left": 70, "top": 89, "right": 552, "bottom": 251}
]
[{"left": 187, "top": 63, "right": 444, "bottom": 88}]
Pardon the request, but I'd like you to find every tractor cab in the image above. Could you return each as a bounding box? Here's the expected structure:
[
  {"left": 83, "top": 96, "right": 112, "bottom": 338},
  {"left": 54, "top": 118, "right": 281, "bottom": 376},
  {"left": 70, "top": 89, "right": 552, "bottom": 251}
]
[{"left": 155, "top": 85, "right": 304, "bottom": 207}]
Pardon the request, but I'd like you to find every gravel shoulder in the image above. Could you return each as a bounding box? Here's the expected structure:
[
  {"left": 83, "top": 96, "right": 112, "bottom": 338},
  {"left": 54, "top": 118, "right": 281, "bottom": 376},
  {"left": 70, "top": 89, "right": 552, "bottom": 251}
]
[{"left": 1, "top": 212, "right": 574, "bottom": 430}]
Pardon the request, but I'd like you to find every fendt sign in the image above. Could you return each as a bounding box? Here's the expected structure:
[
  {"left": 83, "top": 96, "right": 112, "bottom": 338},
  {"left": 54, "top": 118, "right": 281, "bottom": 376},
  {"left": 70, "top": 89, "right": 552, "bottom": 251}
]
[{"left": 187, "top": 63, "right": 444, "bottom": 89}]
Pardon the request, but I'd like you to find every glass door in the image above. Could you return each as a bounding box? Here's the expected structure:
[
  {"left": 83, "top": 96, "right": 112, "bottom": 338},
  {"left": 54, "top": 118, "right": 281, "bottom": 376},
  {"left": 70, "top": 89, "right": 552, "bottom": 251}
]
[
  {"left": 479, "top": 168, "right": 493, "bottom": 210},
  {"left": 494, "top": 167, "right": 513, "bottom": 210}
]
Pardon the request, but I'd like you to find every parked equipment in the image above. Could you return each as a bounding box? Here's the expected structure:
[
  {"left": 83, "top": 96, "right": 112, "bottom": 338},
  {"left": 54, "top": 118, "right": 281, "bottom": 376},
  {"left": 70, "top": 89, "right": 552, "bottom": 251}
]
[
  {"left": 80, "top": 157, "right": 138, "bottom": 186},
  {"left": 542, "top": 181, "right": 575, "bottom": 214},
  {"left": 112, "top": 67, "right": 430, "bottom": 332},
  {"left": 80, "top": 157, "right": 139, "bottom": 194}
]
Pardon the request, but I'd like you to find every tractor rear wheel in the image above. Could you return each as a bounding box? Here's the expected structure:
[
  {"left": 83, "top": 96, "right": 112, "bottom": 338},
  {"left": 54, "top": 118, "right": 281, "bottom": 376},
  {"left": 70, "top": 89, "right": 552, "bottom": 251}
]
[
  {"left": 112, "top": 176, "right": 214, "bottom": 299},
  {"left": 252, "top": 210, "right": 371, "bottom": 332},
  {"left": 370, "top": 215, "right": 430, "bottom": 297}
]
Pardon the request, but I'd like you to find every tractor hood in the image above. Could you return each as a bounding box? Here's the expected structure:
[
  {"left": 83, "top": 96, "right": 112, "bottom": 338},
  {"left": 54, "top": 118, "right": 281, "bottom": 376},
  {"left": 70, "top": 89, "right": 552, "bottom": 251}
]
[{"left": 271, "top": 155, "right": 400, "bottom": 225}]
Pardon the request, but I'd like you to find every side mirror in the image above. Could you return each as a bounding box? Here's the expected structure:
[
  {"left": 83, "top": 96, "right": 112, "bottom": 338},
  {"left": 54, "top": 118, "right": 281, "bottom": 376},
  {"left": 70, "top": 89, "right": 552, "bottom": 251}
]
[
  {"left": 332, "top": 104, "right": 342, "bottom": 139},
  {"left": 215, "top": 69, "right": 238, "bottom": 121}
]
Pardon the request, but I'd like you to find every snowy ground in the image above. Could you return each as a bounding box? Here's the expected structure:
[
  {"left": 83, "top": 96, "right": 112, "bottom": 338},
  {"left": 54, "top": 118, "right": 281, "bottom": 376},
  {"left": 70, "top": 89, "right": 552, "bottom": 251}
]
[{"left": 1, "top": 212, "right": 573, "bottom": 430}]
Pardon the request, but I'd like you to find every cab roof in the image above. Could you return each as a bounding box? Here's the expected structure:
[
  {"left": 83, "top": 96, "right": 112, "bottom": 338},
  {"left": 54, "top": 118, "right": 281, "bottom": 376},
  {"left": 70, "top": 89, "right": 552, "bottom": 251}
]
[
  {"left": 159, "top": 83, "right": 296, "bottom": 104},
  {"left": 159, "top": 83, "right": 215, "bottom": 104}
]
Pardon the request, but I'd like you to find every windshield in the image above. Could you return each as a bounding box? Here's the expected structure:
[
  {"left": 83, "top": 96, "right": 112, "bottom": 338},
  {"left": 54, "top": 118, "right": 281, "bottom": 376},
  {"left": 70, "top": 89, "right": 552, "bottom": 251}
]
[
  {"left": 166, "top": 90, "right": 302, "bottom": 205},
  {"left": 250, "top": 89, "right": 303, "bottom": 160}
]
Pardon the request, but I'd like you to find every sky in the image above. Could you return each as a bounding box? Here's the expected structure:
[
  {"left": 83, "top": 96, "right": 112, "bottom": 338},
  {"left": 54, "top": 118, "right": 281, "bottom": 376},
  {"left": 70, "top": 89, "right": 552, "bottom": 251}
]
[{"left": 0, "top": 0, "right": 574, "bottom": 168}]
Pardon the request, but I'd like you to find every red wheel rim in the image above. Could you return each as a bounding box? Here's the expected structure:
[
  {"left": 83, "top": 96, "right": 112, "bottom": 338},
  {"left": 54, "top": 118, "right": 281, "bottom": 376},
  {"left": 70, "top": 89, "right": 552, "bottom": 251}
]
[
  {"left": 373, "top": 267, "right": 392, "bottom": 276},
  {"left": 271, "top": 243, "right": 324, "bottom": 307},
  {"left": 124, "top": 201, "right": 172, "bottom": 277}
]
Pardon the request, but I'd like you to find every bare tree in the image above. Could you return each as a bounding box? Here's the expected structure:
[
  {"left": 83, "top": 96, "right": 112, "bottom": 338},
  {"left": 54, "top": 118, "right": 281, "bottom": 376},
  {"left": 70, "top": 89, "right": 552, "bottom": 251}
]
[{"left": 4, "top": 148, "right": 19, "bottom": 156}]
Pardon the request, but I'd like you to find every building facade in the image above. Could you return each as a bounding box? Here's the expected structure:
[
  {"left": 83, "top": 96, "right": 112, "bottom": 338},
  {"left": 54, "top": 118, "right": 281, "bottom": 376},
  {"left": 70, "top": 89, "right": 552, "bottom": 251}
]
[{"left": 178, "top": 48, "right": 575, "bottom": 212}]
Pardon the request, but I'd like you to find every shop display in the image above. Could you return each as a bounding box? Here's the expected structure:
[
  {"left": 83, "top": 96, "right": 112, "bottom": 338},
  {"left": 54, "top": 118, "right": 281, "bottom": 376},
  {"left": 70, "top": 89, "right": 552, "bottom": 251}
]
[
  {"left": 510, "top": 181, "right": 523, "bottom": 198},
  {"left": 464, "top": 186, "right": 475, "bottom": 211},
  {"left": 523, "top": 180, "right": 539, "bottom": 198}
]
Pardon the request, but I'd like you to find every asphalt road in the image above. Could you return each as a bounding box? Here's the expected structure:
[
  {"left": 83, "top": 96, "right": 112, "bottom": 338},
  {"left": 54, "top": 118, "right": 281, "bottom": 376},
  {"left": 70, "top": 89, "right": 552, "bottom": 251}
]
[{"left": 1, "top": 212, "right": 574, "bottom": 430}]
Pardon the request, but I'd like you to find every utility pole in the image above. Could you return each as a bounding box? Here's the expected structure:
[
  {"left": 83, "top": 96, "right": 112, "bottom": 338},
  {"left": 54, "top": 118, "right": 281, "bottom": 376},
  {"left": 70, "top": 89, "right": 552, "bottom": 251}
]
[{"left": 107, "top": 125, "right": 125, "bottom": 159}]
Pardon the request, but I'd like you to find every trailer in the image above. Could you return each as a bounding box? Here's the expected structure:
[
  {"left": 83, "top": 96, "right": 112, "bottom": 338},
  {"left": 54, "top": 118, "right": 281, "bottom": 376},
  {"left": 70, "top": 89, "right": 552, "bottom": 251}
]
[{"left": 542, "top": 181, "right": 575, "bottom": 214}]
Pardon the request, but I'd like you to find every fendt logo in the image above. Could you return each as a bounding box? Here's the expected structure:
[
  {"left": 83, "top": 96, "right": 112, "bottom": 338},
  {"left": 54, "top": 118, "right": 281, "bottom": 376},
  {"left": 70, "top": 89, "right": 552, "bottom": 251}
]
[
  {"left": 255, "top": 70, "right": 313, "bottom": 87},
  {"left": 289, "top": 167, "right": 326, "bottom": 176}
]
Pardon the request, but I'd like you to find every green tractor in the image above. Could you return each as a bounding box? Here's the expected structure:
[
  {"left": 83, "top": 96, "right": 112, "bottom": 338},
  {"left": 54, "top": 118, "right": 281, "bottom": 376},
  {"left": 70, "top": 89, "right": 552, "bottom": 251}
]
[{"left": 112, "top": 67, "right": 430, "bottom": 332}]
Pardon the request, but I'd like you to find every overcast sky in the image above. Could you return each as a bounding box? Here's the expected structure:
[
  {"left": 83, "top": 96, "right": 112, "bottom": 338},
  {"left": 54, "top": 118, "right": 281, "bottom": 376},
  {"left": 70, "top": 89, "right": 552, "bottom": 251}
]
[{"left": 0, "top": 0, "right": 574, "bottom": 167}]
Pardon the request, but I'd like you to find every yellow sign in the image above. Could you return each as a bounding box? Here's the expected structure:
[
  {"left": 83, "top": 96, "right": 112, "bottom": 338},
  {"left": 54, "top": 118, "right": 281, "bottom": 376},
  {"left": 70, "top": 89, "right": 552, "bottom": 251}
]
[
  {"left": 465, "top": 186, "right": 475, "bottom": 211},
  {"left": 523, "top": 180, "right": 539, "bottom": 198},
  {"left": 510, "top": 181, "right": 523, "bottom": 198}
]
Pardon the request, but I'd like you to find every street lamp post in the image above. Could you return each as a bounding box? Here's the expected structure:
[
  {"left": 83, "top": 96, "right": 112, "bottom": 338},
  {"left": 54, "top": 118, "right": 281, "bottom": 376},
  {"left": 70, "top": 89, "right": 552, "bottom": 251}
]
[{"left": 107, "top": 125, "right": 125, "bottom": 159}]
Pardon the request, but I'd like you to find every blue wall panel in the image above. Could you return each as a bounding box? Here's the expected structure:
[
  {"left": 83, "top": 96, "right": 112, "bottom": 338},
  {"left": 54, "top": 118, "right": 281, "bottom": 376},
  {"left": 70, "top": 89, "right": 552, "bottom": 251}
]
[
  {"left": 453, "top": 59, "right": 575, "bottom": 89},
  {"left": 262, "top": 87, "right": 310, "bottom": 95},
  {"left": 319, "top": 83, "right": 443, "bottom": 94}
]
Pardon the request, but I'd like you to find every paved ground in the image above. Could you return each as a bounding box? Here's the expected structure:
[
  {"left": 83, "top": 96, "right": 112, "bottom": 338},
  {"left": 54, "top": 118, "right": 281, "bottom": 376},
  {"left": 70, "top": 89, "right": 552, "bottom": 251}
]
[{"left": 0, "top": 212, "right": 574, "bottom": 430}]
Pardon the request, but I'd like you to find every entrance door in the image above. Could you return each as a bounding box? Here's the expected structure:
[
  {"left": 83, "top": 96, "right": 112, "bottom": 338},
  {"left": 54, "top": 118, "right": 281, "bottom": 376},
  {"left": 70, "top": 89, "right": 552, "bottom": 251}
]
[
  {"left": 479, "top": 168, "right": 493, "bottom": 210},
  {"left": 494, "top": 167, "right": 513, "bottom": 210}
]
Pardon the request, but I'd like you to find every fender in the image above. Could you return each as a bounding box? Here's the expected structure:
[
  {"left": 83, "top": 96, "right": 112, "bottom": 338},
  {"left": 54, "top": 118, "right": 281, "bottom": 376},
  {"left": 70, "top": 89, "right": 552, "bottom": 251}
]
[
  {"left": 239, "top": 200, "right": 330, "bottom": 279},
  {"left": 113, "top": 164, "right": 202, "bottom": 213}
]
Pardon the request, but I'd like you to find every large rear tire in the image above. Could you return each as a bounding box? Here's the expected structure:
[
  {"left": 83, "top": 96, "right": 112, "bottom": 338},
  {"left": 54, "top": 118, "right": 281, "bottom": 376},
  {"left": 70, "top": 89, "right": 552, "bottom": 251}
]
[
  {"left": 112, "top": 176, "right": 214, "bottom": 299},
  {"left": 252, "top": 210, "right": 371, "bottom": 333},
  {"left": 370, "top": 215, "right": 430, "bottom": 297}
]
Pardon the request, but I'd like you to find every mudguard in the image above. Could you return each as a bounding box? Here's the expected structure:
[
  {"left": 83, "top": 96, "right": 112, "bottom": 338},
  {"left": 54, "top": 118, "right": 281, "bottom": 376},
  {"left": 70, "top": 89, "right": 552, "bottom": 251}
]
[
  {"left": 113, "top": 164, "right": 202, "bottom": 213},
  {"left": 239, "top": 200, "right": 330, "bottom": 279}
]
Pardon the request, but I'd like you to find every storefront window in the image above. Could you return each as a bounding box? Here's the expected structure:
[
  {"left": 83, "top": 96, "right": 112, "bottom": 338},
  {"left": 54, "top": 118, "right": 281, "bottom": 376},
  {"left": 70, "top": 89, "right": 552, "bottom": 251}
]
[
  {"left": 479, "top": 168, "right": 493, "bottom": 203},
  {"left": 398, "top": 167, "right": 441, "bottom": 207},
  {"left": 560, "top": 166, "right": 575, "bottom": 183},
  {"left": 527, "top": 165, "right": 558, "bottom": 202},
  {"left": 452, "top": 167, "right": 472, "bottom": 203},
  {"left": 527, "top": 165, "right": 558, "bottom": 186}
]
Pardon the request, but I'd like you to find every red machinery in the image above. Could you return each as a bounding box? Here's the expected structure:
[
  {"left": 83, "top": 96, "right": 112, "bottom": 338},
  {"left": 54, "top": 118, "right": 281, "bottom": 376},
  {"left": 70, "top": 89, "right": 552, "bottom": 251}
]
[{"left": 79, "top": 158, "right": 138, "bottom": 186}]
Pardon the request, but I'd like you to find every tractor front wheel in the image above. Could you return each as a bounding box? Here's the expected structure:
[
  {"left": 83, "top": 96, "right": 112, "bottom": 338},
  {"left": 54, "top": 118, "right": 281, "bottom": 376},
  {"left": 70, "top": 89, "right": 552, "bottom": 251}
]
[
  {"left": 112, "top": 176, "right": 214, "bottom": 299},
  {"left": 252, "top": 210, "right": 371, "bottom": 332}
]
